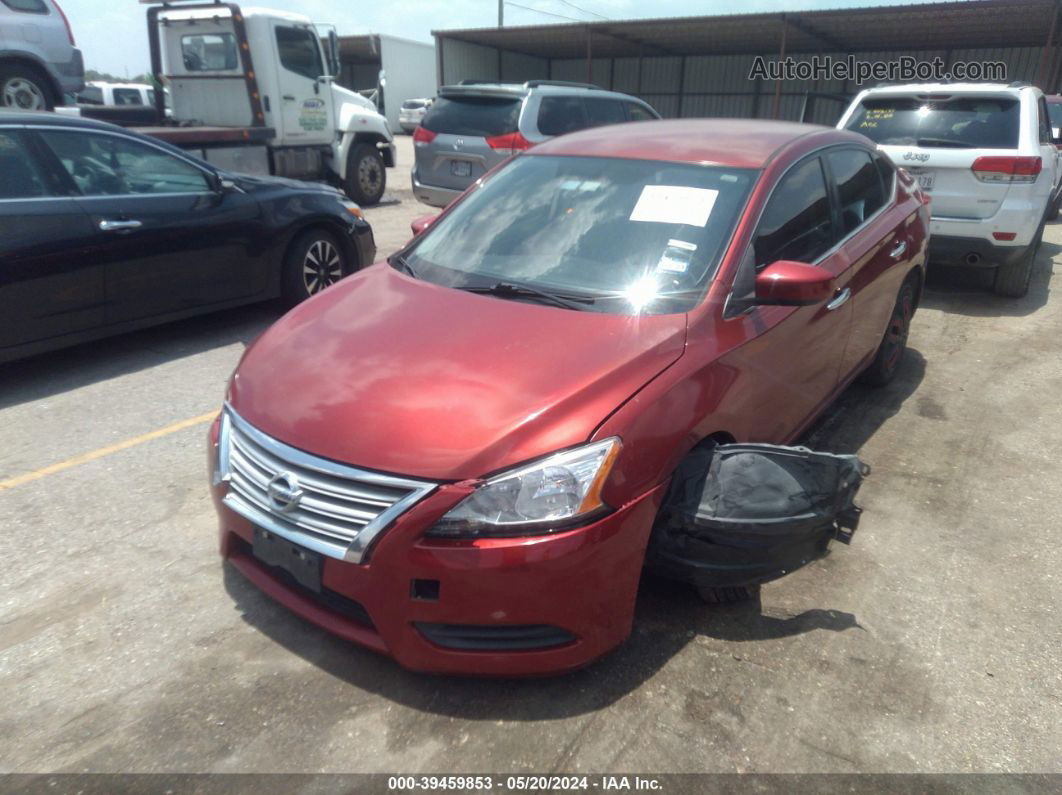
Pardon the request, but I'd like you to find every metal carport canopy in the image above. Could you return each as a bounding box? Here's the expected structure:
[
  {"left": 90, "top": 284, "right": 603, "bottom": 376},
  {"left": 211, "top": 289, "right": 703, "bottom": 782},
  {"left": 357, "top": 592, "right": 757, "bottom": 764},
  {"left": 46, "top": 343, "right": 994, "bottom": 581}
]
[{"left": 433, "top": 0, "right": 1058, "bottom": 58}]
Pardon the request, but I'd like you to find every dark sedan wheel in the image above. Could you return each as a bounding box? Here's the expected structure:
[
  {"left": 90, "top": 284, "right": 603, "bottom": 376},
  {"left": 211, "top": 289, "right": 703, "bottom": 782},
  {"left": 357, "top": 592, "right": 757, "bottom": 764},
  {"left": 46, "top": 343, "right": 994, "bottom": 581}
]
[
  {"left": 0, "top": 65, "right": 53, "bottom": 111},
  {"left": 344, "top": 143, "right": 386, "bottom": 206},
  {"left": 859, "top": 279, "right": 915, "bottom": 386},
  {"left": 282, "top": 229, "right": 348, "bottom": 308}
]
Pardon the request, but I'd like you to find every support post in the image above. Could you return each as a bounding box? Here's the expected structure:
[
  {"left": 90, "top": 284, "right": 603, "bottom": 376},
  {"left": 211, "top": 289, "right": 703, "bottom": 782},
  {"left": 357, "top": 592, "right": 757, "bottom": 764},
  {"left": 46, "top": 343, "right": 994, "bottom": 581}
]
[{"left": 771, "top": 14, "right": 788, "bottom": 120}]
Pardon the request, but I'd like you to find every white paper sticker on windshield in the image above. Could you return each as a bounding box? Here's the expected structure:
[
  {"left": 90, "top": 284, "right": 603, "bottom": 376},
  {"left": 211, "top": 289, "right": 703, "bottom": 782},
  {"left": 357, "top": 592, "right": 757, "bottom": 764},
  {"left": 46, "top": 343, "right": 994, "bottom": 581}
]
[{"left": 630, "top": 186, "right": 719, "bottom": 227}]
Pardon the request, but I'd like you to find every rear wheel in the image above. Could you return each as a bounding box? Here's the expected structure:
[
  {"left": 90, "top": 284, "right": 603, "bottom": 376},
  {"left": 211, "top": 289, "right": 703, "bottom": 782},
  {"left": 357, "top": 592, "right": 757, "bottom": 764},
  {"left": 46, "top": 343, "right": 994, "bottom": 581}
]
[
  {"left": 344, "top": 143, "right": 386, "bottom": 206},
  {"left": 993, "top": 224, "right": 1042, "bottom": 298},
  {"left": 281, "top": 229, "right": 349, "bottom": 308},
  {"left": 1047, "top": 190, "right": 1061, "bottom": 222},
  {"left": 0, "top": 64, "right": 54, "bottom": 111},
  {"left": 859, "top": 278, "right": 916, "bottom": 387}
]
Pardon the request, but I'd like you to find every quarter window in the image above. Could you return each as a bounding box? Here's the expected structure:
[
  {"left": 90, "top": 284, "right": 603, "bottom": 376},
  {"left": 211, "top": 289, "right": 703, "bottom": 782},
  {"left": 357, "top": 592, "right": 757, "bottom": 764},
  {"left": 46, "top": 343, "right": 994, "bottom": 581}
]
[
  {"left": 827, "top": 148, "right": 886, "bottom": 237},
  {"left": 0, "top": 0, "right": 47, "bottom": 13},
  {"left": 0, "top": 131, "right": 50, "bottom": 199},
  {"left": 112, "top": 88, "right": 144, "bottom": 106},
  {"left": 38, "top": 131, "right": 211, "bottom": 196},
  {"left": 626, "top": 102, "right": 656, "bottom": 121},
  {"left": 753, "top": 157, "right": 834, "bottom": 268},
  {"left": 537, "top": 96, "right": 588, "bottom": 136},
  {"left": 275, "top": 25, "right": 324, "bottom": 81},
  {"left": 181, "top": 33, "right": 239, "bottom": 72}
]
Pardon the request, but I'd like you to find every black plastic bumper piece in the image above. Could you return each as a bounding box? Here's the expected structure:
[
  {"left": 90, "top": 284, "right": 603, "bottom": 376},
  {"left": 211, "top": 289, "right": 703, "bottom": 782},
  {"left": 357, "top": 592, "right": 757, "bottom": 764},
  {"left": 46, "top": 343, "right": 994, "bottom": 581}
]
[
  {"left": 415, "top": 623, "right": 577, "bottom": 651},
  {"left": 929, "top": 235, "right": 1030, "bottom": 268}
]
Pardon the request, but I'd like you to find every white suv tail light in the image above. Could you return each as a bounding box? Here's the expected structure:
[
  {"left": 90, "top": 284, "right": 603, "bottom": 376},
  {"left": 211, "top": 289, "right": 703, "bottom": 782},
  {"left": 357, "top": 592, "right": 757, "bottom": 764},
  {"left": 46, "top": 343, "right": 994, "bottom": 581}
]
[{"left": 971, "top": 156, "right": 1042, "bottom": 183}]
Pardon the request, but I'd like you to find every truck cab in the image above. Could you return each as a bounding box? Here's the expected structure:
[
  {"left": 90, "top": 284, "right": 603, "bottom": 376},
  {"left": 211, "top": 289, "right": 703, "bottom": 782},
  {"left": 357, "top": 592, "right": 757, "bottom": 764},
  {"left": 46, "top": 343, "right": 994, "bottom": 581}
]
[{"left": 148, "top": 1, "right": 394, "bottom": 205}]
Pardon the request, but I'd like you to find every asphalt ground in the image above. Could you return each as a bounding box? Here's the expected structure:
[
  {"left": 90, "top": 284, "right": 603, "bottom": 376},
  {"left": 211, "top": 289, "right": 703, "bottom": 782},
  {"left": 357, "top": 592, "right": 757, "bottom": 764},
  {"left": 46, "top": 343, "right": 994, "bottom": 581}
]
[{"left": 1, "top": 135, "right": 1060, "bottom": 777}]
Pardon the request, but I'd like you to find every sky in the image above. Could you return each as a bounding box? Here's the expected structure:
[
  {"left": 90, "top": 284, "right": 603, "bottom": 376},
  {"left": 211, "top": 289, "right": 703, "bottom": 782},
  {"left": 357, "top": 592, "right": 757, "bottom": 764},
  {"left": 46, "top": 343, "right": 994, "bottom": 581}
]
[{"left": 61, "top": 0, "right": 922, "bottom": 78}]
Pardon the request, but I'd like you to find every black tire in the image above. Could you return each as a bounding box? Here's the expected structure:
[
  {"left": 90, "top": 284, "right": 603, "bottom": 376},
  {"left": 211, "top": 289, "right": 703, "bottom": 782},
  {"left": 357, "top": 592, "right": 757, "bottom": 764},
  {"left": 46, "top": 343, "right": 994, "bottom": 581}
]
[
  {"left": 697, "top": 584, "right": 761, "bottom": 605},
  {"left": 859, "top": 278, "right": 917, "bottom": 387},
  {"left": 281, "top": 229, "right": 350, "bottom": 308},
  {"left": 344, "top": 143, "right": 386, "bottom": 206},
  {"left": 0, "top": 63, "right": 55, "bottom": 111},
  {"left": 993, "top": 224, "right": 1042, "bottom": 298}
]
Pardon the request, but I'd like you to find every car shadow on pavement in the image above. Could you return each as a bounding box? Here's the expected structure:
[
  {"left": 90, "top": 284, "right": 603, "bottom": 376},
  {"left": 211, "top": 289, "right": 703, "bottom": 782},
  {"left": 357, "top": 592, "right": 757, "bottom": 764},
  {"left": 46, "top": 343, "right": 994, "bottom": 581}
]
[
  {"left": 917, "top": 240, "right": 1055, "bottom": 318},
  {"left": 0, "top": 304, "right": 279, "bottom": 411}
]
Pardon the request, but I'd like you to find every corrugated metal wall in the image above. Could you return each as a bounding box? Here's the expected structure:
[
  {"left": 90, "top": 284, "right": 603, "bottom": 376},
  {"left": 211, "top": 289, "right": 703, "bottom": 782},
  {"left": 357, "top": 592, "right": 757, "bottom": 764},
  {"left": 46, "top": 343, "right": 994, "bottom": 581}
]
[{"left": 437, "top": 36, "right": 1053, "bottom": 125}]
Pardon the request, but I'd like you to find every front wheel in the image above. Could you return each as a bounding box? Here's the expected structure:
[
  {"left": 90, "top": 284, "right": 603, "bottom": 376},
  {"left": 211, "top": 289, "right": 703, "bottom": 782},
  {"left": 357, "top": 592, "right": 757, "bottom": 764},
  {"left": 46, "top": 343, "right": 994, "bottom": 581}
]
[
  {"left": 344, "top": 143, "right": 386, "bottom": 206},
  {"left": 0, "top": 64, "right": 54, "bottom": 111},
  {"left": 859, "top": 278, "right": 916, "bottom": 387},
  {"left": 281, "top": 229, "right": 349, "bottom": 308}
]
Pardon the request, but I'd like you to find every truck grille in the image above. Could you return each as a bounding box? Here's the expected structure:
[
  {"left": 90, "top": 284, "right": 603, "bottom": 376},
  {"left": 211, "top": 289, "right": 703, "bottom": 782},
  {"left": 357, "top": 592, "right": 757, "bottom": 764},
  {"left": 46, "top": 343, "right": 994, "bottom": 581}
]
[{"left": 218, "top": 407, "right": 436, "bottom": 563}]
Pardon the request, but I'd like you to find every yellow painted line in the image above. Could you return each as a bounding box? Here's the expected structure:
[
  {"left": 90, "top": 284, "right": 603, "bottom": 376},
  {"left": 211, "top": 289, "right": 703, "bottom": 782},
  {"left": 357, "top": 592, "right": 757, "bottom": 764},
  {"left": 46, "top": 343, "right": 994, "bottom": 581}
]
[{"left": 0, "top": 411, "right": 218, "bottom": 491}]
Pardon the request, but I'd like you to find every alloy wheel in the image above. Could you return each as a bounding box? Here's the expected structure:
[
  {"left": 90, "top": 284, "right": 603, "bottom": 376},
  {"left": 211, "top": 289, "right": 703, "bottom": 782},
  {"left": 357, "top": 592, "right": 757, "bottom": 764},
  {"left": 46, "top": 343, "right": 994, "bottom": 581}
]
[
  {"left": 302, "top": 239, "right": 343, "bottom": 296},
  {"left": 2, "top": 78, "right": 46, "bottom": 110}
]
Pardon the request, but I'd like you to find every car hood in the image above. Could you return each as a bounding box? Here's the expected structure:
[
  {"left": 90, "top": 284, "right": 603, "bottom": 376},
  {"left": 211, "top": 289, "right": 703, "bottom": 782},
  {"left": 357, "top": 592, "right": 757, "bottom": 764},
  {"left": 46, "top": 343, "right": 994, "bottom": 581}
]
[{"left": 228, "top": 265, "right": 688, "bottom": 482}]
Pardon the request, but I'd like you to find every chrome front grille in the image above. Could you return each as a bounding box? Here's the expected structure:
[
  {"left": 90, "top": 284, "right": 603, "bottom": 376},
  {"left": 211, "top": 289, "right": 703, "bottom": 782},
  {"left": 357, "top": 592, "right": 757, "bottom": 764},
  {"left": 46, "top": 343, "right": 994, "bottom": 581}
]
[{"left": 218, "top": 407, "right": 436, "bottom": 563}]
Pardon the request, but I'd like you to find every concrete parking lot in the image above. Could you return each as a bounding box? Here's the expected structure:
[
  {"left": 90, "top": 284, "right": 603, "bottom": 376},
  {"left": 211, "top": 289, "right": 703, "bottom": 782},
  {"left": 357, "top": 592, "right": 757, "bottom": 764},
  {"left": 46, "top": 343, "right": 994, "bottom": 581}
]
[{"left": 1, "top": 135, "right": 1060, "bottom": 776}]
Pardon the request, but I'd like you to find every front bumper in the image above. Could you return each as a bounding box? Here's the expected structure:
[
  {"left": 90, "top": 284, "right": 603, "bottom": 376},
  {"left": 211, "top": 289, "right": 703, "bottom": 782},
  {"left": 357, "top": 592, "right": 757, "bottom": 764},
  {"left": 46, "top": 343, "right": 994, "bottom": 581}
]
[
  {"left": 211, "top": 440, "right": 666, "bottom": 675},
  {"left": 411, "top": 168, "right": 464, "bottom": 208}
]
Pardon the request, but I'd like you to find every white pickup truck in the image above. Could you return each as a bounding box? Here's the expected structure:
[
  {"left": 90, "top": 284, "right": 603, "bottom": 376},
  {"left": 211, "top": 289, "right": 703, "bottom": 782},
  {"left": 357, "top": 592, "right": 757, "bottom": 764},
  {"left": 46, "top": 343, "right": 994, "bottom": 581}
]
[{"left": 128, "top": 0, "right": 395, "bottom": 205}]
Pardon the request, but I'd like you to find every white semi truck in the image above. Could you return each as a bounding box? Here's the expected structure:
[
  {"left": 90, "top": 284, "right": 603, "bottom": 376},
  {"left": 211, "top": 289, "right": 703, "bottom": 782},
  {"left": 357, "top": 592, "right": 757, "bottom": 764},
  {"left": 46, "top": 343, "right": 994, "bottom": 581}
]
[{"left": 129, "top": 0, "right": 395, "bottom": 205}]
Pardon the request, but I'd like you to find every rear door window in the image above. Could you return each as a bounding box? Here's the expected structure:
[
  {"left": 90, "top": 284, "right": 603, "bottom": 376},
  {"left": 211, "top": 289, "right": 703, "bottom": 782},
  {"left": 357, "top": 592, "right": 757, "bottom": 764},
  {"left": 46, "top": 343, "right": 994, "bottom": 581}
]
[
  {"left": 0, "top": 130, "right": 51, "bottom": 199},
  {"left": 845, "top": 96, "right": 1020, "bottom": 149},
  {"left": 753, "top": 157, "right": 835, "bottom": 268},
  {"left": 421, "top": 96, "right": 521, "bottom": 137},
  {"left": 537, "top": 96, "right": 589, "bottom": 136},
  {"left": 585, "top": 97, "right": 626, "bottom": 127},
  {"left": 77, "top": 86, "right": 105, "bottom": 105},
  {"left": 112, "top": 88, "right": 144, "bottom": 106},
  {"left": 826, "top": 148, "right": 886, "bottom": 237},
  {"left": 181, "top": 34, "right": 239, "bottom": 72}
]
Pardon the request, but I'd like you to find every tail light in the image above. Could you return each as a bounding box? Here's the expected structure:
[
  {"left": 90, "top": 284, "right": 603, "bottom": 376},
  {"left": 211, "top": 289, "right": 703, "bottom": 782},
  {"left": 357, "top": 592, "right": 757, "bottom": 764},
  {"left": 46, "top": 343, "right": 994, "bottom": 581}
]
[
  {"left": 53, "top": 0, "right": 76, "bottom": 46},
  {"left": 412, "top": 126, "right": 436, "bottom": 145},
  {"left": 486, "top": 131, "right": 532, "bottom": 155},
  {"left": 971, "top": 156, "right": 1041, "bottom": 183}
]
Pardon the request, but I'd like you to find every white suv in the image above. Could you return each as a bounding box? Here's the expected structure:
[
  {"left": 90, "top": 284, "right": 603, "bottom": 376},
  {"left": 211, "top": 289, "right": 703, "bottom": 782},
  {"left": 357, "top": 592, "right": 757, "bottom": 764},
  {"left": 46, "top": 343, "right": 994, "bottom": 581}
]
[{"left": 838, "top": 82, "right": 1062, "bottom": 297}]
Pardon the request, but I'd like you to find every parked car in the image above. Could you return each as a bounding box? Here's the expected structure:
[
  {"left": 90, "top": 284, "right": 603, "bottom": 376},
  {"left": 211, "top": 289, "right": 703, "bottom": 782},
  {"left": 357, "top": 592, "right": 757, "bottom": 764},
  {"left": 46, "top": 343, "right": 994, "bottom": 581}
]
[
  {"left": 0, "top": 0, "right": 83, "bottom": 110},
  {"left": 77, "top": 81, "right": 157, "bottom": 108},
  {"left": 411, "top": 79, "right": 661, "bottom": 207},
  {"left": 210, "top": 119, "right": 928, "bottom": 675},
  {"left": 0, "top": 111, "right": 374, "bottom": 364},
  {"left": 398, "top": 97, "right": 433, "bottom": 133},
  {"left": 1045, "top": 94, "right": 1062, "bottom": 141},
  {"left": 838, "top": 81, "right": 1062, "bottom": 297}
]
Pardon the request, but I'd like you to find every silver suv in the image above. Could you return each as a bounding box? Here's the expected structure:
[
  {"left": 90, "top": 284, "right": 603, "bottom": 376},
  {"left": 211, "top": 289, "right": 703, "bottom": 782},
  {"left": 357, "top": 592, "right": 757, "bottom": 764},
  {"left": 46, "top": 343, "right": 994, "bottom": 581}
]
[
  {"left": 411, "top": 80, "right": 660, "bottom": 207},
  {"left": 0, "top": 0, "right": 84, "bottom": 111}
]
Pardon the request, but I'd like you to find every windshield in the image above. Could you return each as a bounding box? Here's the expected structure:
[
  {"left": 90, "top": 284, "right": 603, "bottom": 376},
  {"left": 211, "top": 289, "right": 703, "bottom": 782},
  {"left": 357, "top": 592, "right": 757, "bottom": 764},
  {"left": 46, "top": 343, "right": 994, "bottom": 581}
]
[
  {"left": 403, "top": 155, "right": 756, "bottom": 315},
  {"left": 846, "top": 96, "right": 1020, "bottom": 148}
]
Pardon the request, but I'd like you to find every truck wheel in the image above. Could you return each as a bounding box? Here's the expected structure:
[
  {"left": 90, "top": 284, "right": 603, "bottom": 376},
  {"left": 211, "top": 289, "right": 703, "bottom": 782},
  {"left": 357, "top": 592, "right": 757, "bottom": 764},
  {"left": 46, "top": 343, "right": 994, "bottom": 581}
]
[
  {"left": 0, "top": 64, "right": 54, "bottom": 111},
  {"left": 345, "top": 144, "right": 386, "bottom": 206},
  {"left": 993, "top": 225, "right": 1042, "bottom": 298},
  {"left": 697, "top": 584, "right": 760, "bottom": 605},
  {"left": 281, "top": 229, "right": 349, "bottom": 308},
  {"left": 859, "top": 278, "right": 916, "bottom": 387}
]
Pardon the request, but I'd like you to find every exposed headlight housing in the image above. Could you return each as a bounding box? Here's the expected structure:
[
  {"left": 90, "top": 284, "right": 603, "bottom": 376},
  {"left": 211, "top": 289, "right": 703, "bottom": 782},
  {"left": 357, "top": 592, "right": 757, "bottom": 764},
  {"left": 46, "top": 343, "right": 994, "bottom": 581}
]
[
  {"left": 340, "top": 198, "right": 364, "bottom": 219},
  {"left": 427, "top": 438, "right": 622, "bottom": 538}
]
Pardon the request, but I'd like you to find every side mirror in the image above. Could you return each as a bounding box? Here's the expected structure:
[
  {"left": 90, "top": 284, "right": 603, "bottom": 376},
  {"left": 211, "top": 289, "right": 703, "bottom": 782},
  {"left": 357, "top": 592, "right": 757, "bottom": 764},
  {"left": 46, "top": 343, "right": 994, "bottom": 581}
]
[
  {"left": 754, "top": 260, "right": 835, "bottom": 306},
  {"left": 410, "top": 213, "right": 439, "bottom": 237},
  {"left": 328, "top": 30, "right": 340, "bottom": 78}
]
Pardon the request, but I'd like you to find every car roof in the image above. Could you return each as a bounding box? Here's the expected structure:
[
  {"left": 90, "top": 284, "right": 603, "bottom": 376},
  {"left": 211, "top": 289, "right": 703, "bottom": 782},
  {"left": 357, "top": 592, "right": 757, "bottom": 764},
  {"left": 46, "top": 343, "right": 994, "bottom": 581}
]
[
  {"left": 858, "top": 82, "right": 1036, "bottom": 96},
  {"left": 531, "top": 118, "right": 862, "bottom": 170},
  {"left": 439, "top": 81, "right": 642, "bottom": 100}
]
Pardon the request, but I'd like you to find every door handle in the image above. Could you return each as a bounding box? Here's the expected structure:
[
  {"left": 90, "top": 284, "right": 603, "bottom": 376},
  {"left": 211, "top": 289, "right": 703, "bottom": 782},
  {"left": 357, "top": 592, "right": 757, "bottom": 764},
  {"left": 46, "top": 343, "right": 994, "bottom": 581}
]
[
  {"left": 99, "top": 219, "right": 142, "bottom": 232},
  {"left": 889, "top": 240, "right": 908, "bottom": 259},
  {"left": 282, "top": 95, "right": 296, "bottom": 101},
  {"left": 826, "top": 287, "right": 851, "bottom": 311}
]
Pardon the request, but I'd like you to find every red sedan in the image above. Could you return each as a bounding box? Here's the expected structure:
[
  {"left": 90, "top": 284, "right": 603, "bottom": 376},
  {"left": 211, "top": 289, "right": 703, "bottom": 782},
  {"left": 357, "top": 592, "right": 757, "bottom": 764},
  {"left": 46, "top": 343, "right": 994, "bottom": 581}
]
[{"left": 209, "top": 119, "right": 928, "bottom": 675}]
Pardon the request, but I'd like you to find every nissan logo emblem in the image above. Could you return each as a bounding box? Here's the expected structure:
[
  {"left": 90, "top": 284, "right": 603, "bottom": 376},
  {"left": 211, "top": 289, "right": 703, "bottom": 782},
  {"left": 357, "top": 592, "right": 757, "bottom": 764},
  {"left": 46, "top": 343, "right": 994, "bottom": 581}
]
[{"left": 267, "top": 472, "right": 303, "bottom": 513}]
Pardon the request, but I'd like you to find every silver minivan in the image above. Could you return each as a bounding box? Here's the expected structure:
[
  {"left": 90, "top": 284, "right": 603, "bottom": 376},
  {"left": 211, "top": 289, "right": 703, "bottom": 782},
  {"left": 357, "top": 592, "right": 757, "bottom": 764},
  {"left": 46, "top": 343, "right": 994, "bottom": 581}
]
[
  {"left": 0, "top": 0, "right": 84, "bottom": 111},
  {"left": 411, "top": 80, "right": 660, "bottom": 207}
]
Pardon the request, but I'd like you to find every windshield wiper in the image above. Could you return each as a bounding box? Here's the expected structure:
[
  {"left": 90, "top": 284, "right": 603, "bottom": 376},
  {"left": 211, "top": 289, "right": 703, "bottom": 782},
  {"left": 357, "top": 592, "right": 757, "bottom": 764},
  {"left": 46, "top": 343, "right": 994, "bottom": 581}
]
[
  {"left": 914, "top": 137, "right": 976, "bottom": 149},
  {"left": 390, "top": 253, "right": 418, "bottom": 278},
  {"left": 458, "top": 282, "right": 596, "bottom": 311}
]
